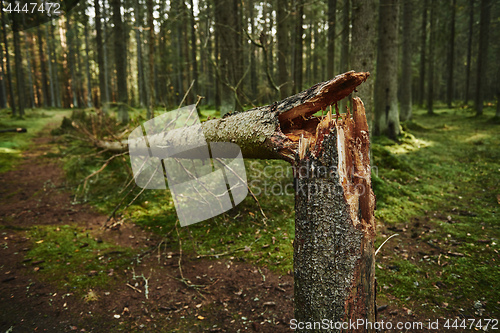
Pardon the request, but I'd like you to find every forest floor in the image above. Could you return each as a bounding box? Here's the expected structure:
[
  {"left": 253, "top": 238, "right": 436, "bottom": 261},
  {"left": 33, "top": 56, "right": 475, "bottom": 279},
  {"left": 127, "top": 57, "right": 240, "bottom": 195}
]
[{"left": 0, "top": 105, "right": 499, "bottom": 332}]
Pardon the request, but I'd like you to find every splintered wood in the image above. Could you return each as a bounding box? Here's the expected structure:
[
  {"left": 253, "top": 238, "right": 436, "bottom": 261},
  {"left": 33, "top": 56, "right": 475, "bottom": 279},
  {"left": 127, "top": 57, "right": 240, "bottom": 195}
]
[
  {"left": 295, "top": 97, "right": 375, "bottom": 231},
  {"left": 335, "top": 98, "right": 375, "bottom": 232}
]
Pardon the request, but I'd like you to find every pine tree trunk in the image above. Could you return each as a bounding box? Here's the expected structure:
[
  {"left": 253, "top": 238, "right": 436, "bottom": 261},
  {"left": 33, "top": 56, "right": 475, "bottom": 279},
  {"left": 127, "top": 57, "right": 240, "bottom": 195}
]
[
  {"left": 24, "top": 33, "right": 36, "bottom": 108},
  {"left": 475, "top": 0, "right": 491, "bottom": 116},
  {"left": 103, "top": 2, "right": 111, "bottom": 109},
  {"left": 305, "top": 21, "right": 312, "bottom": 85},
  {"left": 134, "top": 1, "right": 145, "bottom": 108},
  {"left": 446, "top": 0, "right": 456, "bottom": 108},
  {"left": 312, "top": 23, "right": 319, "bottom": 82},
  {"left": 111, "top": 0, "right": 129, "bottom": 123},
  {"left": 44, "top": 25, "right": 56, "bottom": 107},
  {"left": 37, "top": 26, "right": 49, "bottom": 107},
  {"left": 374, "top": 0, "right": 400, "bottom": 138},
  {"left": 339, "top": 0, "right": 350, "bottom": 113},
  {"left": 427, "top": 0, "right": 435, "bottom": 115},
  {"left": 214, "top": 0, "right": 238, "bottom": 115},
  {"left": 49, "top": 22, "right": 62, "bottom": 108},
  {"left": 2, "top": 9, "right": 15, "bottom": 115},
  {"left": 327, "top": 0, "right": 337, "bottom": 79},
  {"left": 340, "top": 0, "right": 350, "bottom": 74},
  {"left": 464, "top": 0, "right": 474, "bottom": 106},
  {"left": 277, "top": 0, "right": 291, "bottom": 98},
  {"left": 248, "top": 2, "right": 258, "bottom": 101},
  {"left": 418, "top": 0, "right": 427, "bottom": 107},
  {"left": 294, "top": 98, "right": 375, "bottom": 332},
  {"left": 11, "top": 15, "right": 24, "bottom": 116},
  {"left": 66, "top": 15, "right": 79, "bottom": 108},
  {"left": 0, "top": 27, "right": 7, "bottom": 109},
  {"left": 147, "top": 0, "right": 155, "bottom": 119},
  {"left": 76, "top": 24, "right": 86, "bottom": 108},
  {"left": 400, "top": 0, "right": 413, "bottom": 122},
  {"left": 293, "top": 0, "right": 304, "bottom": 94},
  {"left": 189, "top": 0, "right": 198, "bottom": 97},
  {"left": 496, "top": 68, "right": 500, "bottom": 119},
  {"left": 84, "top": 23, "right": 93, "bottom": 108},
  {"left": 350, "top": 0, "right": 377, "bottom": 129},
  {"left": 173, "top": 1, "right": 185, "bottom": 105},
  {"left": 95, "top": 0, "right": 107, "bottom": 109}
]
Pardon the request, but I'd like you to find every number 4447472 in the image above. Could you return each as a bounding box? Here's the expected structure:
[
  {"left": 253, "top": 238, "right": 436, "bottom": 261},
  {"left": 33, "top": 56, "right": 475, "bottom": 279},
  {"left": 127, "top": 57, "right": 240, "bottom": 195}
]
[
  {"left": 444, "top": 318, "right": 498, "bottom": 330},
  {"left": 2, "top": 2, "right": 61, "bottom": 15}
]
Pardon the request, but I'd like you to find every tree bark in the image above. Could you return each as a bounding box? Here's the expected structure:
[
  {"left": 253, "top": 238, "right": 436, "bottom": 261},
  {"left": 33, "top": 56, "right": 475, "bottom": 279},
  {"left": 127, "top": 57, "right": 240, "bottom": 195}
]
[
  {"left": 189, "top": 0, "right": 198, "bottom": 97},
  {"left": 294, "top": 97, "right": 375, "bottom": 332},
  {"left": 446, "top": 0, "right": 456, "bottom": 108},
  {"left": 84, "top": 23, "right": 93, "bottom": 108},
  {"left": 12, "top": 15, "right": 25, "bottom": 116},
  {"left": 496, "top": 67, "right": 500, "bottom": 119},
  {"left": 147, "top": 0, "right": 155, "bottom": 119},
  {"left": 173, "top": 1, "right": 185, "bottom": 106},
  {"left": 111, "top": 0, "right": 129, "bottom": 123},
  {"left": 65, "top": 14, "right": 79, "bottom": 108},
  {"left": 464, "top": 0, "right": 474, "bottom": 106},
  {"left": 475, "top": 0, "right": 491, "bottom": 116},
  {"left": 102, "top": 3, "right": 111, "bottom": 108},
  {"left": 400, "top": 0, "right": 413, "bottom": 121},
  {"left": 1, "top": 8, "right": 15, "bottom": 115},
  {"left": 374, "top": 0, "right": 400, "bottom": 138},
  {"left": 327, "top": 0, "right": 337, "bottom": 79},
  {"left": 49, "top": 21, "right": 62, "bottom": 108},
  {"left": 350, "top": 0, "right": 377, "bottom": 129},
  {"left": 37, "top": 26, "right": 49, "bottom": 107},
  {"left": 214, "top": 0, "right": 241, "bottom": 114},
  {"left": 0, "top": 26, "right": 7, "bottom": 109},
  {"left": 248, "top": 2, "right": 258, "bottom": 101},
  {"left": 134, "top": 1, "right": 145, "bottom": 108},
  {"left": 95, "top": 0, "right": 107, "bottom": 109},
  {"left": 418, "top": 0, "right": 427, "bottom": 107},
  {"left": 339, "top": 0, "right": 350, "bottom": 74},
  {"left": 427, "top": 0, "right": 435, "bottom": 115},
  {"left": 76, "top": 20, "right": 85, "bottom": 107},
  {"left": 44, "top": 25, "right": 56, "bottom": 107},
  {"left": 24, "top": 33, "right": 36, "bottom": 108},
  {"left": 339, "top": 0, "right": 350, "bottom": 113},
  {"left": 277, "top": 0, "right": 291, "bottom": 98},
  {"left": 293, "top": 0, "right": 304, "bottom": 94}
]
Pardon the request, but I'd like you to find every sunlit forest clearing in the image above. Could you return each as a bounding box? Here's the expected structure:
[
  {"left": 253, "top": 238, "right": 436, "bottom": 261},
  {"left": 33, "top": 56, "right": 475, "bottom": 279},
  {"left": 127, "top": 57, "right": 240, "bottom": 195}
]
[{"left": 1, "top": 0, "right": 499, "bottom": 331}]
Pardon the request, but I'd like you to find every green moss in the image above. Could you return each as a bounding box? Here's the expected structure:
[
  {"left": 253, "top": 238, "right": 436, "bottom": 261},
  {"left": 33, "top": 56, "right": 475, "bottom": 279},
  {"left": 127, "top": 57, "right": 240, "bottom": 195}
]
[
  {"left": 26, "top": 225, "right": 136, "bottom": 293},
  {"left": 0, "top": 108, "right": 72, "bottom": 173},
  {"left": 54, "top": 104, "right": 499, "bottom": 316},
  {"left": 374, "top": 105, "right": 500, "bottom": 316}
]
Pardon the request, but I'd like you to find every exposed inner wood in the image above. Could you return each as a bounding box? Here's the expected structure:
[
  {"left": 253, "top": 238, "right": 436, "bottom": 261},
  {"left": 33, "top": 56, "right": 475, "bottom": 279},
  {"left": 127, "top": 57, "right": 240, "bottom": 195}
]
[{"left": 277, "top": 72, "right": 369, "bottom": 160}]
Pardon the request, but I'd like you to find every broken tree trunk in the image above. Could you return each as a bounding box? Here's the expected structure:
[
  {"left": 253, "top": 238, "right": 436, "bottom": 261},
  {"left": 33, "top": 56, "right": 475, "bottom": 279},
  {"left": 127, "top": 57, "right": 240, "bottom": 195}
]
[
  {"left": 293, "top": 98, "right": 376, "bottom": 332},
  {"left": 86, "top": 71, "right": 376, "bottom": 329}
]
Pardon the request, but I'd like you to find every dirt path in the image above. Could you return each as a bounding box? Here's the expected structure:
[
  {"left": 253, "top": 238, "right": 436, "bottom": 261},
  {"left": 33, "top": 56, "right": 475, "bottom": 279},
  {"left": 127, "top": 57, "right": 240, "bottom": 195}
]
[{"left": 0, "top": 127, "right": 294, "bottom": 332}]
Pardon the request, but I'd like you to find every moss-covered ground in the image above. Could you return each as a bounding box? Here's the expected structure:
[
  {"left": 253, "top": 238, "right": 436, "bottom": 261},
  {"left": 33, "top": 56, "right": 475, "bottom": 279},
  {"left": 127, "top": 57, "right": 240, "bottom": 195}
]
[
  {"left": 2, "top": 103, "right": 498, "bottom": 320},
  {"left": 0, "top": 108, "right": 72, "bottom": 172}
]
